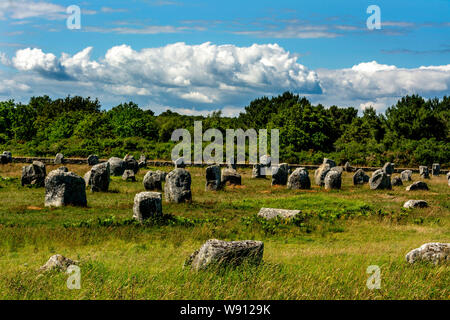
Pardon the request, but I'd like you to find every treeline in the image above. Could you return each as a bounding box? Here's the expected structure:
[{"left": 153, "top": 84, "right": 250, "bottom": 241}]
[{"left": 0, "top": 92, "right": 448, "bottom": 167}]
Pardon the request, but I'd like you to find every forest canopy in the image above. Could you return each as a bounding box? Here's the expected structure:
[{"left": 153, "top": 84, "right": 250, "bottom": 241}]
[{"left": 0, "top": 92, "right": 448, "bottom": 167}]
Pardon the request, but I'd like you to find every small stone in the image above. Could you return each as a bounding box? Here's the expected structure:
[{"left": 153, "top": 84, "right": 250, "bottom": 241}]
[
  {"left": 391, "top": 176, "right": 403, "bottom": 186},
  {"left": 406, "top": 181, "right": 429, "bottom": 191},
  {"left": 108, "top": 157, "right": 126, "bottom": 176},
  {"left": 419, "top": 166, "right": 430, "bottom": 179},
  {"left": 322, "top": 158, "right": 336, "bottom": 167},
  {"left": 40, "top": 254, "right": 77, "bottom": 272},
  {"left": 205, "top": 165, "right": 221, "bottom": 191},
  {"left": 58, "top": 166, "right": 69, "bottom": 173},
  {"left": 54, "top": 153, "right": 64, "bottom": 165},
  {"left": 382, "top": 162, "right": 395, "bottom": 175},
  {"left": 124, "top": 154, "right": 139, "bottom": 174},
  {"left": 287, "top": 168, "right": 311, "bottom": 190},
  {"left": 21, "top": 161, "right": 46, "bottom": 187},
  {"left": 122, "top": 169, "right": 136, "bottom": 182},
  {"left": 143, "top": 170, "right": 164, "bottom": 191},
  {"left": 252, "top": 164, "right": 264, "bottom": 178},
  {"left": 271, "top": 163, "right": 289, "bottom": 186},
  {"left": 258, "top": 208, "right": 301, "bottom": 220},
  {"left": 87, "top": 155, "right": 99, "bottom": 166},
  {"left": 403, "top": 200, "right": 428, "bottom": 209},
  {"left": 314, "top": 163, "right": 331, "bottom": 186},
  {"left": 400, "top": 170, "right": 413, "bottom": 182},
  {"left": 221, "top": 168, "right": 242, "bottom": 186},
  {"left": 405, "top": 243, "right": 449, "bottom": 264},
  {"left": 353, "top": 169, "right": 369, "bottom": 185},
  {"left": 432, "top": 163, "right": 440, "bottom": 176},
  {"left": 132, "top": 192, "right": 163, "bottom": 222},
  {"left": 174, "top": 157, "right": 186, "bottom": 169},
  {"left": 85, "top": 162, "right": 110, "bottom": 192}
]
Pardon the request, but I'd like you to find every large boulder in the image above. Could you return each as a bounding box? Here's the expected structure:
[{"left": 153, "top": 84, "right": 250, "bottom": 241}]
[
  {"left": 406, "top": 181, "right": 429, "bottom": 191},
  {"left": 40, "top": 254, "right": 77, "bottom": 272},
  {"left": 2, "top": 151, "right": 12, "bottom": 163},
  {"left": 369, "top": 170, "right": 391, "bottom": 190},
  {"left": 391, "top": 176, "right": 403, "bottom": 186},
  {"left": 143, "top": 170, "right": 165, "bottom": 191},
  {"left": 45, "top": 170, "right": 87, "bottom": 207},
  {"left": 108, "top": 157, "right": 126, "bottom": 176},
  {"left": 271, "top": 163, "right": 289, "bottom": 186},
  {"left": 405, "top": 243, "right": 449, "bottom": 264},
  {"left": 419, "top": 166, "right": 430, "bottom": 179},
  {"left": 21, "top": 161, "right": 46, "bottom": 187},
  {"left": 124, "top": 154, "right": 139, "bottom": 174},
  {"left": 382, "top": 162, "right": 395, "bottom": 175},
  {"left": 122, "top": 169, "right": 136, "bottom": 182},
  {"left": 87, "top": 154, "right": 99, "bottom": 166},
  {"left": 353, "top": 169, "right": 369, "bottom": 185},
  {"left": 164, "top": 168, "right": 192, "bottom": 203},
  {"left": 221, "top": 168, "right": 242, "bottom": 186},
  {"left": 54, "top": 153, "right": 64, "bottom": 165},
  {"left": 432, "top": 163, "right": 440, "bottom": 176},
  {"left": 287, "top": 168, "right": 311, "bottom": 190},
  {"left": 400, "top": 170, "right": 413, "bottom": 182},
  {"left": 258, "top": 208, "right": 301, "bottom": 220},
  {"left": 403, "top": 200, "right": 428, "bottom": 209},
  {"left": 205, "top": 165, "right": 221, "bottom": 191},
  {"left": 85, "top": 162, "right": 110, "bottom": 192},
  {"left": 185, "top": 239, "right": 264, "bottom": 271},
  {"left": 314, "top": 163, "right": 331, "bottom": 186},
  {"left": 324, "top": 169, "right": 342, "bottom": 190},
  {"left": 133, "top": 192, "right": 163, "bottom": 222}
]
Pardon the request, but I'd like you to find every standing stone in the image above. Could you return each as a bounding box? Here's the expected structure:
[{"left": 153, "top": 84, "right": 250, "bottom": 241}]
[
  {"left": 323, "top": 158, "right": 336, "bottom": 168},
  {"left": 138, "top": 154, "right": 147, "bottom": 168},
  {"left": 85, "top": 162, "right": 110, "bottom": 192},
  {"left": 287, "top": 168, "right": 311, "bottom": 190},
  {"left": 432, "top": 163, "right": 440, "bottom": 176},
  {"left": 391, "top": 176, "right": 403, "bottom": 186},
  {"left": 58, "top": 166, "right": 69, "bottom": 173},
  {"left": 382, "top": 162, "right": 395, "bottom": 175},
  {"left": 124, "top": 154, "right": 139, "bottom": 174},
  {"left": 271, "top": 163, "right": 289, "bottom": 186},
  {"left": 419, "top": 166, "right": 430, "bottom": 179},
  {"left": 344, "top": 161, "right": 353, "bottom": 172},
  {"left": 252, "top": 164, "right": 264, "bottom": 178},
  {"left": 369, "top": 170, "right": 391, "bottom": 190},
  {"left": 133, "top": 192, "right": 163, "bottom": 222},
  {"left": 226, "top": 158, "right": 237, "bottom": 170},
  {"left": 174, "top": 157, "right": 186, "bottom": 169},
  {"left": 87, "top": 155, "right": 99, "bottom": 166},
  {"left": 185, "top": 239, "right": 264, "bottom": 271},
  {"left": 221, "top": 168, "right": 242, "bottom": 186},
  {"left": 0, "top": 154, "right": 8, "bottom": 164},
  {"left": 406, "top": 181, "right": 429, "bottom": 191},
  {"left": 403, "top": 200, "right": 428, "bottom": 209},
  {"left": 353, "top": 169, "right": 369, "bottom": 185},
  {"left": 314, "top": 163, "right": 331, "bottom": 186},
  {"left": 108, "top": 157, "right": 126, "bottom": 176},
  {"left": 21, "top": 161, "right": 46, "bottom": 187},
  {"left": 405, "top": 243, "right": 449, "bottom": 264},
  {"left": 122, "top": 169, "right": 136, "bottom": 182},
  {"left": 324, "top": 169, "right": 342, "bottom": 190},
  {"left": 164, "top": 168, "right": 192, "bottom": 203},
  {"left": 156, "top": 170, "right": 167, "bottom": 182},
  {"left": 2, "top": 151, "right": 12, "bottom": 163},
  {"left": 45, "top": 170, "right": 87, "bottom": 207},
  {"left": 143, "top": 170, "right": 164, "bottom": 191},
  {"left": 54, "top": 153, "right": 64, "bottom": 165},
  {"left": 400, "top": 170, "right": 413, "bottom": 182},
  {"left": 258, "top": 208, "right": 301, "bottom": 220},
  {"left": 205, "top": 165, "right": 221, "bottom": 191},
  {"left": 260, "top": 155, "right": 271, "bottom": 167}
]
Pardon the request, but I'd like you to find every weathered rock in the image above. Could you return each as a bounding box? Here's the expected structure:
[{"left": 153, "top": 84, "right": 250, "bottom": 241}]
[
  {"left": 323, "top": 158, "right": 336, "bottom": 168},
  {"left": 353, "top": 169, "right": 369, "bottom": 185},
  {"left": 185, "top": 239, "right": 264, "bottom": 271},
  {"left": 21, "top": 161, "right": 46, "bottom": 187},
  {"left": 40, "top": 254, "right": 77, "bottom": 272},
  {"left": 258, "top": 208, "right": 301, "bottom": 220},
  {"left": 400, "top": 170, "right": 413, "bottom": 182},
  {"left": 227, "top": 160, "right": 237, "bottom": 170},
  {"left": 87, "top": 154, "right": 99, "bottom": 166},
  {"left": 314, "top": 163, "right": 331, "bottom": 186},
  {"left": 403, "top": 200, "right": 428, "bottom": 209},
  {"left": 344, "top": 161, "right": 353, "bottom": 172},
  {"left": 221, "top": 168, "right": 242, "bottom": 186},
  {"left": 0, "top": 154, "right": 8, "bottom": 164},
  {"left": 2, "top": 151, "right": 12, "bottom": 163},
  {"left": 260, "top": 155, "right": 271, "bottom": 167},
  {"left": 164, "top": 168, "right": 192, "bottom": 203},
  {"left": 391, "top": 176, "right": 403, "bottom": 186},
  {"left": 405, "top": 243, "right": 449, "bottom": 264},
  {"left": 58, "top": 166, "right": 69, "bottom": 172},
  {"left": 287, "top": 168, "right": 311, "bottom": 190},
  {"left": 324, "top": 169, "right": 342, "bottom": 190},
  {"left": 124, "top": 154, "right": 139, "bottom": 174},
  {"left": 382, "top": 162, "right": 395, "bottom": 175},
  {"left": 54, "top": 153, "right": 64, "bottom": 165},
  {"left": 85, "top": 162, "right": 110, "bottom": 192},
  {"left": 432, "top": 163, "right": 440, "bottom": 176},
  {"left": 419, "top": 166, "right": 430, "bottom": 179},
  {"left": 108, "top": 157, "right": 126, "bottom": 176},
  {"left": 205, "top": 165, "right": 221, "bottom": 191},
  {"left": 133, "top": 192, "right": 163, "bottom": 222},
  {"left": 174, "top": 157, "right": 186, "bottom": 169},
  {"left": 252, "top": 164, "right": 264, "bottom": 178},
  {"left": 369, "top": 170, "right": 391, "bottom": 190},
  {"left": 271, "top": 163, "right": 289, "bottom": 186},
  {"left": 143, "top": 170, "right": 164, "bottom": 191},
  {"left": 122, "top": 169, "right": 136, "bottom": 182},
  {"left": 156, "top": 170, "right": 167, "bottom": 182},
  {"left": 138, "top": 154, "right": 147, "bottom": 168},
  {"left": 45, "top": 170, "right": 87, "bottom": 207},
  {"left": 406, "top": 181, "right": 429, "bottom": 191}
]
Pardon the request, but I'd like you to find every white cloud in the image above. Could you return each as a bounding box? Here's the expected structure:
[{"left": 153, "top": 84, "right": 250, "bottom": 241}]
[
  {"left": 12, "top": 47, "right": 62, "bottom": 73},
  {"left": 0, "top": 0, "right": 66, "bottom": 20}
]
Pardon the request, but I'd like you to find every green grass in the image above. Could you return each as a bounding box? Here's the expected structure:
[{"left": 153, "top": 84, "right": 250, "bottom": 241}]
[{"left": 0, "top": 163, "right": 449, "bottom": 300}]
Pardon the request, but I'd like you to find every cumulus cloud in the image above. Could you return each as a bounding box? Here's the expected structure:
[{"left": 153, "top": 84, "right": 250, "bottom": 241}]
[{"left": 0, "top": 0, "right": 66, "bottom": 20}]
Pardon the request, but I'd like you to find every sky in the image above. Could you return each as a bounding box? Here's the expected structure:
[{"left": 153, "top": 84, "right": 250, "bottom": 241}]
[{"left": 0, "top": 0, "right": 449, "bottom": 116}]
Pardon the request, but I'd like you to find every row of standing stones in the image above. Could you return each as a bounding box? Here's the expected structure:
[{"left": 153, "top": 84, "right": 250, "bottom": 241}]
[{"left": 2, "top": 151, "right": 448, "bottom": 270}]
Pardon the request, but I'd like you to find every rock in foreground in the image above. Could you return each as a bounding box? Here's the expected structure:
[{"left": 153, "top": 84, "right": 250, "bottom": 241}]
[
  {"left": 133, "top": 192, "right": 163, "bottom": 222},
  {"left": 406, "top": 181, "right": 429, "bottom": 191},
  {"left": 403, "top": 200, "right": 428, "bottom": 209},
  {"left": 21, "top": 161, "right": 46, "bottom": 187},
  {"left": 164, "top": 168, "right": 192, "bottom": 203},
  {"left": 45, "top": 170, "right": 87, "bottom": 207},
  {"left": 40, "top": 254, "right": 78, "bottom": 272},
  {"left": 405, "top": 243, "right": 449, "bottom": 264},
  {"left": 258, "top": 208, "right": 301, "bottom": 220},
  {"left": 185, "top": 239, "right": 264, "bottom": 271}
]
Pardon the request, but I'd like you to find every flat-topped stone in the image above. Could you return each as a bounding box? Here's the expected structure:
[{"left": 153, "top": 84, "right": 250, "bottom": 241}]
[{"left": 258, "top": 208, "right": 301, "bottom": 220}]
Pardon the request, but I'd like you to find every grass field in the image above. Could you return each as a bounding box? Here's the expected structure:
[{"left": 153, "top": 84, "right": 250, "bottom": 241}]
[{"left": 0, "top": 163, "right": 448, "bottom": 300}]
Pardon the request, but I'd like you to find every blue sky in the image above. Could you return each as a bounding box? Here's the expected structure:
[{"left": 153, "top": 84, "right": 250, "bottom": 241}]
[{"left": 0, "top": 0, "right": 449, "bottom": 115}]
